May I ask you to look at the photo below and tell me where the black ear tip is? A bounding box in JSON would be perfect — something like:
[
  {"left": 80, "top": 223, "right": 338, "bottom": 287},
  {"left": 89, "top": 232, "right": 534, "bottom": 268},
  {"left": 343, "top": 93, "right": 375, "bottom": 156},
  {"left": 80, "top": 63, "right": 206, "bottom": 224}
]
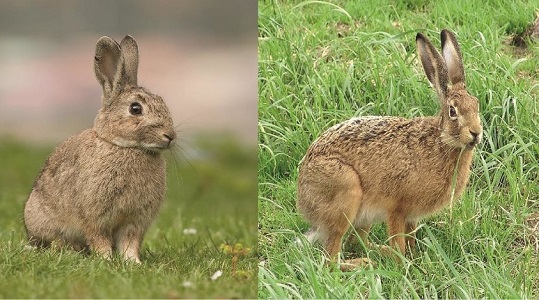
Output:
[
  {"left": 441, "top": 29, "right": 456, "bottom": 39},
  {"left": 440, "top": 29, "right": 458, "bottom": 46},
  {"left": 416, "top": 33, "right": 425, "bottom": 42}
]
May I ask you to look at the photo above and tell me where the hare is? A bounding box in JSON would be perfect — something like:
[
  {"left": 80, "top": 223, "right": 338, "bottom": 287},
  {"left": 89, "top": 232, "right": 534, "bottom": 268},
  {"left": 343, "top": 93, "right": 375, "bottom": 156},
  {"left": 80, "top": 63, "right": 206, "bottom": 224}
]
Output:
[
  {"left": 23, "top": 35, "right": 176, "bottom": 263},
  {"left": 297, "top": 30, "right": 482, "bottom": 266}
]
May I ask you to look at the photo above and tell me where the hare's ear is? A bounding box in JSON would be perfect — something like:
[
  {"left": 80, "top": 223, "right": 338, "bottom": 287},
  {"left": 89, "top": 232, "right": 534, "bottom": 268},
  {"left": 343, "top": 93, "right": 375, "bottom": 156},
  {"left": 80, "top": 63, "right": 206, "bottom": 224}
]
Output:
[
  {"left": 441, "top": 29, "right": 465, "bottom": 88},
  {"left": 94, "top": 36, "right": 124, "bottom": 103},
  {"left": 120, "top": 35, "right": 139, "bottom": 86},
  {"left": 416, "top": 32, "right": 449, "bottom": 102}
]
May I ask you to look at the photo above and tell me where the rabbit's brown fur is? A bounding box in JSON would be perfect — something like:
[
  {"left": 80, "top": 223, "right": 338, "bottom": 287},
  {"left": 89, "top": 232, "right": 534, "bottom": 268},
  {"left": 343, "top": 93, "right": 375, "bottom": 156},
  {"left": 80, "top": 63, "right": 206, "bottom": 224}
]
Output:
[
  {"left": 24, "top": 35, "right": 176, "bottom": 263},
  {"left": 297, "top": 30, "right": 482, "bottom": 263}
]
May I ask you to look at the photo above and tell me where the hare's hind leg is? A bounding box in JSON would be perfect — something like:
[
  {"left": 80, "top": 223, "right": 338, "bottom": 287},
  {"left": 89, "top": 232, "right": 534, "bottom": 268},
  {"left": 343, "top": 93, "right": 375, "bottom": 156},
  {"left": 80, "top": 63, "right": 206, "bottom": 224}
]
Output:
[
  {"left": 314, "top": 188, "right": 362, "bottom": 258},
  {"left": 298, "top": 158, "right": 363, "bottom": 261},
  {"left": 321, "top": 185, "right": 363, "bottom": 260},
  {"left": 346, "top": 224, "right": 371, "bottom": 252}
]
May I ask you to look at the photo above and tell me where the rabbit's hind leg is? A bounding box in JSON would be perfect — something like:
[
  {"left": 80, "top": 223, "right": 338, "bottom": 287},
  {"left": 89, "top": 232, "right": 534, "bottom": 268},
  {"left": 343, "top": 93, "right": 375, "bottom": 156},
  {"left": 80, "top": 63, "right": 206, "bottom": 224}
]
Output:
[{"left": 24, "top": 192, "right": 62, "bottom": 249}]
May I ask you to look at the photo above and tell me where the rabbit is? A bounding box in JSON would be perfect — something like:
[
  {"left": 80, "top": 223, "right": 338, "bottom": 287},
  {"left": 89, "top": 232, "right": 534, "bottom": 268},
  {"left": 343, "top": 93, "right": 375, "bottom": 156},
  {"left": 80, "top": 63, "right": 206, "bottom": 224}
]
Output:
[
  {"left": 23, "top": 35, "right": 176, "bottom": 263},
  {"left": 297, "top": 29, "right": 482, "bottom": 267}
]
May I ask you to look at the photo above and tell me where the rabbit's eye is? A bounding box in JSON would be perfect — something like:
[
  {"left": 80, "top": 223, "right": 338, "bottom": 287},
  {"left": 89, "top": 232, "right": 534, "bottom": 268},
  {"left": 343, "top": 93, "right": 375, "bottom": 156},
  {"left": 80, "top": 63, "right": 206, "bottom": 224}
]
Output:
[
  {"left": 129, "top": 102, "right": 143, "bottom": 115},
  {"left": 449, "top": 106, "right": 457, "bottom": 119}
]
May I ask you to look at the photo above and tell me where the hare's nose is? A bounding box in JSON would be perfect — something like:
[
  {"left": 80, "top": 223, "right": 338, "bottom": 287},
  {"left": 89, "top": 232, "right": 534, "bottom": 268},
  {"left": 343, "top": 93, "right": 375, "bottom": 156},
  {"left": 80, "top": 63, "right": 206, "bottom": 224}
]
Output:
[{"left": 470, "top": 131, "right": 480, "bottom": 144}]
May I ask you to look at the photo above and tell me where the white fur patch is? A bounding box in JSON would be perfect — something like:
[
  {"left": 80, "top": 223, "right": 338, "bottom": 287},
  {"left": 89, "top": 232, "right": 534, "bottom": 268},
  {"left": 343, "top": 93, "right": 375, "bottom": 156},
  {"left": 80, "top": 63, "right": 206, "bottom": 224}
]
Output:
[
  {"left": 354, "top": 205, "right": 387, "bottom": 227},
  {"left": 112, "top": 137, "right": 139, "bottom": 148},
  {"left": 294, "top": 227, "right": 321, "bottom": 247},
  {"left": 443, "top": 44, "right": 457, "bottom": 69}
]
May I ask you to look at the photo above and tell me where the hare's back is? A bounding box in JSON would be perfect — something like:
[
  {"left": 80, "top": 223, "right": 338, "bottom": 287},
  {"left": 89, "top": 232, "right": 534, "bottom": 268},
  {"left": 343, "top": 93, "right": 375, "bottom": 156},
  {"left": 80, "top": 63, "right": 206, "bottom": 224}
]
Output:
[
  {"left": 306, "top": 116, "right": 422, "bottom": 157},
  {"left": 301, "top": 115, "right": 444, "bottom": 192}
]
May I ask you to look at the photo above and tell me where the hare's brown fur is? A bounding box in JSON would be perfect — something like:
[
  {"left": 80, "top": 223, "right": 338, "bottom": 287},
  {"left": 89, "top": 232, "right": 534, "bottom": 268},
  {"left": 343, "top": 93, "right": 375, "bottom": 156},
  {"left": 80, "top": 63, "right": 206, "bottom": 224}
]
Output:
[
  {"left": 24, "top": 35, "right": 176, "bottom": 263},
  {"left": 297, "top": 30, "right": 482, "bottom": 261}
]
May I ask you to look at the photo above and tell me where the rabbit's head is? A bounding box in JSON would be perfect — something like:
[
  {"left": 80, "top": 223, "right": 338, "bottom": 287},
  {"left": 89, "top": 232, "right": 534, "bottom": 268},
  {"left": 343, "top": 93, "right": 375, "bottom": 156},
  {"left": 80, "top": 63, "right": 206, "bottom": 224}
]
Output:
[
  {"left": 416, "top": 29, "right": 482, "bottom": 150},
  {"left": 93, "top": 35, "right": 176, "bottom": 152}
]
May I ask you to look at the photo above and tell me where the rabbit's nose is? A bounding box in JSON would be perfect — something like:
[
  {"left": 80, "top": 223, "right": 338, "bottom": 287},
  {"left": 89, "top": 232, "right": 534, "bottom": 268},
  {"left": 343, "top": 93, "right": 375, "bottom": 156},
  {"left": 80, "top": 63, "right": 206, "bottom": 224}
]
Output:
[
  {"left": 163, "top": 131, "right": 176, "bottom": 147},
  {"left": 163, "top": 133, "right": 174, "bottom": 142}
]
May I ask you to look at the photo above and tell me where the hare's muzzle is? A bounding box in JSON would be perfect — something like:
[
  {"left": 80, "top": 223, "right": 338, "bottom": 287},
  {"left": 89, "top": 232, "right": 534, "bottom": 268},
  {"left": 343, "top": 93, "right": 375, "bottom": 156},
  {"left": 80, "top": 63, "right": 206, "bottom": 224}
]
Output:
[{"left": 467, "top": 130, "right": 482, "bottom": 148}]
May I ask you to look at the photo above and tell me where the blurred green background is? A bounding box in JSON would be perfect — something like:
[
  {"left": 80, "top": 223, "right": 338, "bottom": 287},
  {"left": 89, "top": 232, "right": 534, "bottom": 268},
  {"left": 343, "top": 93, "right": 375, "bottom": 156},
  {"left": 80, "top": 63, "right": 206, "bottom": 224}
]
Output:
[{"left": 0, "top": 1, "right": 257, "bottom": 298}]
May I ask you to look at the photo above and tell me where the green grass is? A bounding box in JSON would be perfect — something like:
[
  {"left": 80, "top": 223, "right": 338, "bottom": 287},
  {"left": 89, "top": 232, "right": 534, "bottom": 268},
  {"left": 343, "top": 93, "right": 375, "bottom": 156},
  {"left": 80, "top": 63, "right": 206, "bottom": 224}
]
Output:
[
  {"left": 258, "top": 0, "right": 539, "bottom": 298},
  {"left": 0, "top": 135, "right": 257, "bottom": 298}
]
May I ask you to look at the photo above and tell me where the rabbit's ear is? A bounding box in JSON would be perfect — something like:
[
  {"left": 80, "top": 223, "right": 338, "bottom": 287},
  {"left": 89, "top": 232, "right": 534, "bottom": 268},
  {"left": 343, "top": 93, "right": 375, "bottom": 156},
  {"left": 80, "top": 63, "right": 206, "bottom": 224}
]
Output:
[
  {"left": 94, "top": 36, "right": 124, "bottom": 102},
  {"left": 441, "top": 29, "right": 465, "bottom": 88},
  {"left": 120, "top": 35, "right": 139, "bottom": 86},
  {"left": 416, "top": 32, "right": 449, "bottom": 101}
]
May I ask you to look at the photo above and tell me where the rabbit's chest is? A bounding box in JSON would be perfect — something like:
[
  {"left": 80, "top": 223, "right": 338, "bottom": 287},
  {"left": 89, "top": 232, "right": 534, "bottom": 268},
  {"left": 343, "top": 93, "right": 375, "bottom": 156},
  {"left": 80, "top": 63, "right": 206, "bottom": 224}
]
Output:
[{"left": 83, "top": 150, "right": 166, "bottom": 219}]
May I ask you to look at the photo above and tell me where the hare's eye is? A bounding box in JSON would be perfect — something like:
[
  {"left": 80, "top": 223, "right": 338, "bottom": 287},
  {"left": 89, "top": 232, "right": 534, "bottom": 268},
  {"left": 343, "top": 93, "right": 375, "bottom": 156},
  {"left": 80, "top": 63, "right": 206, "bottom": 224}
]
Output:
[
  {"left": 449, "top": 106, "right": 457, "bottom": 119},
  {"left": 129, "top": 102, "right": 142, "bottom": 115}
]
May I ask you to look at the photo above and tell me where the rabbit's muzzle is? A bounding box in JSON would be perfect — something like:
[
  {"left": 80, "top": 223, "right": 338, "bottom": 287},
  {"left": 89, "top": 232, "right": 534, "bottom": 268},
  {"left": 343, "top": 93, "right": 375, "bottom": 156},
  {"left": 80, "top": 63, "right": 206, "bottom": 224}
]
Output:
[{"left": 161, "top": 131, "right": 177, "bottom": 149}]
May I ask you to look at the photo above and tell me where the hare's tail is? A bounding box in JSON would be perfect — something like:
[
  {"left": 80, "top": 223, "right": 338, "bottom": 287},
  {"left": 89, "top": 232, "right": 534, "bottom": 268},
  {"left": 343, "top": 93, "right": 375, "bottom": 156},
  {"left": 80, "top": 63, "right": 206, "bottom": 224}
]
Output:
[{"left": 294, "top": 226, "right": 322, "bottom": 247}]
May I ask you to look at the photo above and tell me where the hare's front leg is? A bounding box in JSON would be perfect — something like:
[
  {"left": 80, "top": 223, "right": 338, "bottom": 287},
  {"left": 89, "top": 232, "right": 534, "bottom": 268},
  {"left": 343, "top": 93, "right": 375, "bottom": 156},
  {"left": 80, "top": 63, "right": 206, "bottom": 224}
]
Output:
[
  {"left": 385, "top": 217, "right": 417, "bottom": 257},
  {"left": 387, "top": 213, "right": 406, "bottom": 255},
  {"left": 114, "top": 224, "right": 145, "bottom": 263},
  {"left": 405, "top": 221, "right": 417, "bottom": 252}
]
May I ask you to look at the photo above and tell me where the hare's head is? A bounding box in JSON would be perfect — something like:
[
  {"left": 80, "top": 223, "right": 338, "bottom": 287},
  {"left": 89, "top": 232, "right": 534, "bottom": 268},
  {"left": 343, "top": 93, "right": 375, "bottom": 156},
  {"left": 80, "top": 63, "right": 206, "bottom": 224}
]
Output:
[
  {"left": 416, "top": 29, "right": 482, "bottom": 150},
  {"left": 93, "top": 35, "right": 176, "bottom": 152}
]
